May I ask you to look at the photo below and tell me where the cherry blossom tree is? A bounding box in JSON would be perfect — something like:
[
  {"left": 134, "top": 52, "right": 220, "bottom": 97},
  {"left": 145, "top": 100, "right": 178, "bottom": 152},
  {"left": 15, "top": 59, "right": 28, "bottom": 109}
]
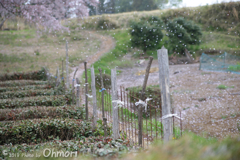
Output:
[{"left": 0, "top": 0, "right": 97, "bottom": 31}]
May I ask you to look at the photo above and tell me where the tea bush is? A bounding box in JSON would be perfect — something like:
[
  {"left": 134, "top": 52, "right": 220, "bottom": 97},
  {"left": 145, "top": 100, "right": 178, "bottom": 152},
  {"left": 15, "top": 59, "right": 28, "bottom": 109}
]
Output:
[
  {"left": 0, "top": 89, "right": 62, "bottom": 99},
  {"left": 0, "top": 80, "right": 48, "bottom": 87},
  {"left": 0, "top": 68, "right": 48, "bottom": 81},
  {"left": 0, "top": 106, "right": 85, "bottom": 121},
  {"left": 0, "top": 136, "right": 131, "bottom": 159},
  {"left": 0, "top": 118, "right": 94, "bottom": 145},
  {"left": 0, "top": 85, "right": 53, "bottom": 93},
  {"left": 0, "top": 95, "right": 70, "bottom": 109}
]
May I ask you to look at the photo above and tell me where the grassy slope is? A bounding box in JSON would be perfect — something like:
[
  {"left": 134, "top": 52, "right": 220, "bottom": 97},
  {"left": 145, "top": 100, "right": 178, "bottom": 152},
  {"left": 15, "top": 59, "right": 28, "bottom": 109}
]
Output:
[
  {"left": 0, "top": 29, "right": 101, "bottom": 74},
  {"left": 80, "top": 1, "right": 240, "bottom": 57}
]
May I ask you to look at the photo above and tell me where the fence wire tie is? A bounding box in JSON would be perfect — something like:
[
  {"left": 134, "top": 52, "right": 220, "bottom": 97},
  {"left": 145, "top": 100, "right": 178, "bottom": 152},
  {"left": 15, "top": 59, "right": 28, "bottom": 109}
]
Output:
[
  {"left": 72, "top": 79, "right": 75, "bottom": 81},
  {"left": 99, "top": 88, "right": 106, "bottom": 92},
  {"left": 161, "top": 114, "right": 183, "bottom": 120},
  {"left": 83, "top": 83, "right": 88, "bottom": 86},
  {"left": 112, "top": 100, "right": 124, "bottom": 108},
  {"left": 135, "top": 98, "right": 152, "bottom": 111},
  {"left": 74, "top": 84, "right": 81, "bottom": 87},
  {"left": 86, "top": 94, "right": 93, "bottom": 98}
]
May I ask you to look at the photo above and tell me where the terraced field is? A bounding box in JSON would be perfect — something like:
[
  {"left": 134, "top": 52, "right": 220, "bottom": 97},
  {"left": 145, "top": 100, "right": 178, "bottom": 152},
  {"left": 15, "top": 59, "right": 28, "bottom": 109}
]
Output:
[{"left": 0, "top": 69, "right": 130, "bottom": 159}]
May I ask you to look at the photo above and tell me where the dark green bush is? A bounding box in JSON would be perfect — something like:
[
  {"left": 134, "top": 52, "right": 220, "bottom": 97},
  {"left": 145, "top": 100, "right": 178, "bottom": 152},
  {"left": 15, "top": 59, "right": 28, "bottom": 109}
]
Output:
[
  {"left": 0, "top": 85, "right": 53, "bottom": 93},
  {"left": 166, "top": 17, "right": 202, "bottom": 54},
  {"left": 0, "top": 67, "right": 48, "bottom": 81},
  {"left": 0, "top": 89, "right": 62, "bottom": 99},
  {"left": 0, "top": 136, "right": 130, "bottom": 159},
  {"left": 0, "top": 95, "right": 70, "bottom": 109},
  {"left": 0, "top": 106, "right": 85, "bottom": 121},
  {"left": 0, "top": 118, "right": 94, "bottom": 145},
  {"left": 130, "top": 16, "right": 164, "bottom": 55},
  {"left": 0, "top": 80, "right": 48, "bottom": 87},
  {"left": 96, "top": 18, "right": 119, "bottom": 30},
  {"left": 95, "top": 73, "right": 111, "bottom": 89}
]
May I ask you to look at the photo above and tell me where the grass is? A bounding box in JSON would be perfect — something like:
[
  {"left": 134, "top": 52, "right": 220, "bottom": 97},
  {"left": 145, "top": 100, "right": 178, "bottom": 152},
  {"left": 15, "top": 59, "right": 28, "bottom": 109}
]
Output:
[
  {"left": 0, "top": 29, "right": 101, "bottom": 74},
  {"left": 216, "top": 84, "right": 234, "bottom": 90},
  {"left": 228, "top": 63, "right": 240, "bottom": 71},
  {"left": 91, "top": 29, "right": 131, "bottom": 75},
  {"left": 129, "top": 132, "right": 240, "bottom": 160}
]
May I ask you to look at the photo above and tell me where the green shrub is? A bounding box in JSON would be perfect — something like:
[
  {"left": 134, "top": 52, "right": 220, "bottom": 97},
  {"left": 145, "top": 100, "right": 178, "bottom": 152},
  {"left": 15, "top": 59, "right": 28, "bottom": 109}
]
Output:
[
  {"left": 0, "top": 80, "right": 48, "bottom": 87},
  {"left": 0, "top": 67, "right": 48, "bottom": 81},
  {"left": 0, "top": 95, "right": 70, "bottom": 109},
  {"left": 228, "top": 63, "right": 240, "bottom": 71},
  {"left": 0, "top": 136, "right": 130, "bottom": 159},
  {"left": 217, "top": 84, "right": 227, "bottom": 90},
  {"left": 95, "top": 73, "right": 111, "bottom": 89},
  {"left": 166, "top": 17, "right": 202, "bottom": 54},
  {"left": 0, "top": 106, "right": 85, "bottom": 121},
  {"left": 0, "top": 85, "right": 52, "bottom": 93},
  {"left": 130, "top": 16, "right": 164, "bottom": 55},
  {"left": 0, "top": 118, "right": 94, "bottom": 145},
  {"left": 0, "top": 89, "right": 63, "bottom": 99},
  {"left": 96, "top": 17, "right": 119, "bottom": 30},
  {"left": 83, "top": 16, "right": 119, "bottom": 30}
]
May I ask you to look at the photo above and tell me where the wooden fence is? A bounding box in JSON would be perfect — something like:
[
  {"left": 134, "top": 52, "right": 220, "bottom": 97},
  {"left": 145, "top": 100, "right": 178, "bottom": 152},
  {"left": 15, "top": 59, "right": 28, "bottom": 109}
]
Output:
[{"left": 64, "top": 47, "right": 183, "bottom": 147}]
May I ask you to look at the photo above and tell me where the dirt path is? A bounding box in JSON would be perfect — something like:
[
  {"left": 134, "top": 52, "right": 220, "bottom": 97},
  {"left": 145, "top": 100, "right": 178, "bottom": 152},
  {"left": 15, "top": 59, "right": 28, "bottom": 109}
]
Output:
[
  {"left": 69, "top": 31, "right": 115, "bottom": 81},
  {"left": 117, "top": 60, "right": 240, "bottom": 139}
]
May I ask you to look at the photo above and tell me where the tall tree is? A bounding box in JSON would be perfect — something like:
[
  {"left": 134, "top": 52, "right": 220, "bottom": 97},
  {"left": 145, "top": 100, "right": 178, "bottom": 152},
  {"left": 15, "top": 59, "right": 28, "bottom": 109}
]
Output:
[{"left": 0, "top": 0, "right": 97, "bottom": 31}]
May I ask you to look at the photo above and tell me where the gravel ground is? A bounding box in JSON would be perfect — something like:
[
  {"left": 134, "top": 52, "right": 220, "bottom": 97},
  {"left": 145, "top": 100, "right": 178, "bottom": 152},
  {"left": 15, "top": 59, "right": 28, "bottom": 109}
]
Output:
[{"left": 117, "top": 60, "right": 240, "bottom": 139}]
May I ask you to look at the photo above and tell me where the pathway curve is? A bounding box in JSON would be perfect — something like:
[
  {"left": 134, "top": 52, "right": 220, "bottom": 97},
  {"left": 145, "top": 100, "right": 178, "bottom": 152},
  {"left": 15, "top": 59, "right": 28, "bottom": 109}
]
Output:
[{"left": 69, "top": 31, "right": 115, "bottom": 81}]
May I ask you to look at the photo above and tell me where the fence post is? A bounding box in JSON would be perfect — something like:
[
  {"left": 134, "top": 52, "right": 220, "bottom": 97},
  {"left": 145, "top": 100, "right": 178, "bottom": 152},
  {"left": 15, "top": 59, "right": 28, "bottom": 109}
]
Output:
[
  {"left": 72, "top": 68, "right": 78, "bottom": 104},
  {"left": 55, "top": 67, "right": 59, "bottom": 87},
  {"left": 62, "top": 59, "right": 65, "bottom": 90},
  {"left": 99, "top": 68, "right": 107, "bottom": 137},
  {"left": 76, "top": 78, "right": 80, "bottom": 108},
  {"left": 91, "top": 66, "right": 97, "bottom": 129},
  {"left": 111, "top": 68, "right": 119, "bottom": 139},
  {"left": 84, "top": 62, "right": 88, "bottom": 120},
  {"left": 65, "top": 40, "right": 69, "bottom": 89},
  {"left": 138, "top": 56, "right": 153, "bottom": 146},
  {"left": 157, "top": 46, "right": 173, "bottom": 143}
]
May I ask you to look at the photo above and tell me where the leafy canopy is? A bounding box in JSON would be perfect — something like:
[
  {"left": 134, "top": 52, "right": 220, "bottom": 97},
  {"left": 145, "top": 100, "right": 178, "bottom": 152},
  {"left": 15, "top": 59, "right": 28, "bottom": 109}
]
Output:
[
  {"left": 130, "top": 16, "right": 164, "bottom": 54},
  {"left": 166, "top": 17, "right": 202, "bottom": 54}
]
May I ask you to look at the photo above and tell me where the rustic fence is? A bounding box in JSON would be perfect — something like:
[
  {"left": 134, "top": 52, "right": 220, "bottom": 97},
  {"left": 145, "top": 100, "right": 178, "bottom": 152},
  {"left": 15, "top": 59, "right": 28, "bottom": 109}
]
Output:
[{"left": 61, "top": 47, "right": 183, "bottom": 147}]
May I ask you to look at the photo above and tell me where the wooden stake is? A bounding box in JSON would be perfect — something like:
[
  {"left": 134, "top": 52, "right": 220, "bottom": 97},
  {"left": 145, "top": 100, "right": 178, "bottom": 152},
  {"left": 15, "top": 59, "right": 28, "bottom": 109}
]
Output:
[
  {"left": 138, "top": 56, "right": 153, "bottom": 146},
  {"left": 91, "top": 66, "right": 97, "bottom": 129},
  {"left": 72, "top": 68, "right": 78, "bottom": 104},
  {"left": 76, "top": 78, "right": 80, "bottom": 108},
  {"left": 157, "top": 46, "right": 173, "bottom": 143},
  {"left": 84, "top": 62, "right": 88, "bottom": 120},
  {"left": 99, "top": 68, "right": 107, "bottom": 137},
  {"left": 66, "top": 40, "right": 69, "bottom": 89},
  {"left": 111, "top": 68, "right": 119, "bottom": 139}
]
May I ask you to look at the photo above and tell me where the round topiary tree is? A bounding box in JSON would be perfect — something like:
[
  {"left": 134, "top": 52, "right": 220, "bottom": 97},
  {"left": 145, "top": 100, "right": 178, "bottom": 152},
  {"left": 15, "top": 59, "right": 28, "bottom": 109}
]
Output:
[
  {"left": 166, "top": 17, "right": 202, "bottom": 54},
  {"left": 130, "top": 16, "right": 164, "bottom": 56}
]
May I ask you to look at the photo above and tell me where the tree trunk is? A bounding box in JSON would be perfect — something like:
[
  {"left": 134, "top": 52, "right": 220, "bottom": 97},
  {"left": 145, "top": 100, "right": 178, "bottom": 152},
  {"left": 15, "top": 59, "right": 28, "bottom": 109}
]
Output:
[{"left": 0, "top": 18, "right": 6, "bottom": 30}]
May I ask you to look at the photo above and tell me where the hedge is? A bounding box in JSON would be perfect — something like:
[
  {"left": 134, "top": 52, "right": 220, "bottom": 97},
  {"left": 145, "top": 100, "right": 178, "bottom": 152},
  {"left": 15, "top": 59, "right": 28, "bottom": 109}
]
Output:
[
  {"left": 0, "top": 85, "right": 52, "bottom": 93},
  {"left": 0, "top": 106, "right": 85, "bottom": 121},
  {"left": 0, "top": 95, "right": 70, "bottom": 109},
  {"left": 0, "top": 136, "right": 130, "bottom": 159},
  {"left": 0, "top": 68, "right": 48, "bottom": 81},
  {"left": 0, "top": 80, "right": 48, "bottom": 87},
  {"left": 0, "top": 118, "right": 94, "bottom": 145},
  {"left": 0, "top": 89, "right": 63, "bottom": 99}
]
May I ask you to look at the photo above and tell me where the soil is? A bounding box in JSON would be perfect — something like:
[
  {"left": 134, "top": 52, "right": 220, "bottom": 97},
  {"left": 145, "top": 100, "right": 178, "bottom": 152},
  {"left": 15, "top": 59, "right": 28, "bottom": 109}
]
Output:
[
  {"left": 117, "top": 60, "right": 240, "bottom": 139},
  {"left": 70, "top": 31, "right": 240, "bottom": 139}
]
